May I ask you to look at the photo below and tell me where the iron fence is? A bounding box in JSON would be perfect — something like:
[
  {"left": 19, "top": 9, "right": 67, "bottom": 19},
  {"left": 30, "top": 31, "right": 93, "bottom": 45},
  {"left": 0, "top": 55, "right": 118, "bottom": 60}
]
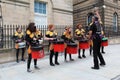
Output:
[{"left": 0, "top": 25, "right": 120, "bottom": 49}]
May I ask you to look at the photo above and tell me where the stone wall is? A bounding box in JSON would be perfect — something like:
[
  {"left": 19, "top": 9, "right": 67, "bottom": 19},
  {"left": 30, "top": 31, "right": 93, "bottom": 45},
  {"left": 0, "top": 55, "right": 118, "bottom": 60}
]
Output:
[{"left": 1, "top": 0, "right": 73, "bottom": 25}]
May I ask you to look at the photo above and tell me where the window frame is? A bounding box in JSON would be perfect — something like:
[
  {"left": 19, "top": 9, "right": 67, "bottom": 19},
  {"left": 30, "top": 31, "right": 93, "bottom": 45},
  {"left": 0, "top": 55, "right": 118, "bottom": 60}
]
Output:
[
  {"left": 113, "top": 12, "right": 118, "bottom": 32},
  {"left": 34, "top": 1, "right": 47, "bottom": 15}
]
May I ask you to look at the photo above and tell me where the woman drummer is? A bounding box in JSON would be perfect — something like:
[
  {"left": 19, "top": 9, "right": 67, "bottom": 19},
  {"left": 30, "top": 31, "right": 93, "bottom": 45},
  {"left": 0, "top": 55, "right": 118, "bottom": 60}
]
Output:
[
  {"left": 45, "top": 24, "right": 60, "bottom": 66},
  {"left": 14, "top": 27, "right": 25, "bottom": 63},
  {"left": 25, "top": 22, "right": 42, "bottom": 72},
  {"left": 75, "top": 23, "right": 86, "bottom": 58},
  {"left": 61, "top": 27, "right": 74, "bottom": 62}
]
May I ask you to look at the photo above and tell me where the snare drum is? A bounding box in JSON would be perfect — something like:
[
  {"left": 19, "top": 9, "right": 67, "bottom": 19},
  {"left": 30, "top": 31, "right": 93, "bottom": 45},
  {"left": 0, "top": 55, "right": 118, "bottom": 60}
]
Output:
[
  {"left": 79, "top": 39, "right": 89, "bottom": 49},
  {"left": 18, "top": 42, "right": 26, "bottom": 48},
  {"left": 31, "top": 45, "right": 43, "bottom": 51},
  {"left": 53, "top": 40, "right": 65, "bottom": 52},
  {"left": 66, "top": 43, "right": 77, "bottom": 54},
  {"left": 101, "top": 38, "right": 108, "bottom": 47},
  {"left": 31, "top": 46, "right": 44, "bottom": 59}
]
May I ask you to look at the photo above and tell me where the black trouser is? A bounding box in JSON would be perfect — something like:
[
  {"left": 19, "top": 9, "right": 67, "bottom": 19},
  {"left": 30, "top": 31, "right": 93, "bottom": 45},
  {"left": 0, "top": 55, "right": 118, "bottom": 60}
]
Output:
[
  {"left": 78, "top": 49, "right": 85, "bottom": 57},
  {"left": 64, "top": 48, "right": 72, "bottom": 60},
  {"left": 27, "top": 54, "right": 37, "bottom": 70},
  {"left": 16, "top": 48, "right": 25, "bottom": 61},
  {"left": 50, "top": 49, "right": 59, "bottom": 64},
  {"left": 93, "top": 37, "right": 105, "bottom": 68}
]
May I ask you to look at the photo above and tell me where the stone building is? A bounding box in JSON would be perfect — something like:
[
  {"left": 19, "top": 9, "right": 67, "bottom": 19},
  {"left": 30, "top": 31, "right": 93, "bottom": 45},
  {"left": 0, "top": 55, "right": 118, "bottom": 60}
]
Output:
[
  {"left": 0, "top": 0, "right": 73, "bottom": 25},
  {"left": 73, "top": 0, "right": 120, "bottom": 32}
]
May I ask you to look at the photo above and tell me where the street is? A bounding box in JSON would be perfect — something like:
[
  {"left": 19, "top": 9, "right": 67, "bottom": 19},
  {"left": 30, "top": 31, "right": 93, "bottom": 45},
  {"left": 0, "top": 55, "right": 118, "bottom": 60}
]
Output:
[{"left": 0, "top": 44, "right": 120, "bottom": 80}]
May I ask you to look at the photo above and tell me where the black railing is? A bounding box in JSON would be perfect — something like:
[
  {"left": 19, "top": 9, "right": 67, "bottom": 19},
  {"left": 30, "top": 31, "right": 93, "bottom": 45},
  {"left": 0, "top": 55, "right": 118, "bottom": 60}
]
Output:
[{"left": 0, "top": 25, "right": 120, "bottom": 49}]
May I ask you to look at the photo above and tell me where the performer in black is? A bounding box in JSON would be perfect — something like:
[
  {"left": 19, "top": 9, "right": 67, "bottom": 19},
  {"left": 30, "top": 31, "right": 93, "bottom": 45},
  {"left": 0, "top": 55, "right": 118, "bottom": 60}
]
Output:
[{"left": 87, "top": 16, "right": 106, "bottom": 70}]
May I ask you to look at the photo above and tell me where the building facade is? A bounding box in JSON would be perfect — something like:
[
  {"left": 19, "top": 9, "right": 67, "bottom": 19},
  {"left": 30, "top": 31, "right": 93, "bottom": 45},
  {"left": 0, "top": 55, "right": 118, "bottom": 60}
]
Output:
[
  {"left": 0, "top": 0, "right": 73, "bottom": 25},
  {"left": 73, "top": 0, "right": 120, "bottom": 32}
]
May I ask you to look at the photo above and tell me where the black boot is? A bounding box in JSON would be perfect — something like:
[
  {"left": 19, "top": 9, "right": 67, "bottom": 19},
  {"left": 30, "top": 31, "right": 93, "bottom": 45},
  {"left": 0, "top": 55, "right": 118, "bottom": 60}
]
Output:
[
  {"left": 90, "top": 46, "right": 93, "bottom": 55},
  {"left": 101, "top": 46, "right": 105, "bottom": 54},
  {"left": 69, "top": 54, "right": 74, "bottom": 61},
  {"left": 78, "top": 49, "right": 82, "bottom": 59},
  {"left": 55, "top": 52, "right": 60, "bottom": 65},
  {"left": 21, "top": 48, "right": 25, "bottom": 61},
  {"left": 64, "top": 49, "right": 68, "bottom": 62},
  {"left": 82, "top": 49, "right": 86, "bottom": 58},
  {"left": 16, "top": 49, "right": 19, "bottom": 63},
  {"left": 50, "top": 50, "right": 55, "bottom": 66}
]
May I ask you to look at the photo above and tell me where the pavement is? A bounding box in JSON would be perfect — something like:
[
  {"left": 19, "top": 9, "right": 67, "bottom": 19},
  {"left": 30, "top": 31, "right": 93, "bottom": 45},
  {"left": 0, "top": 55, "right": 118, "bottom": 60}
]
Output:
[{"left": 0, "top": 44, "right": 120, "bottom": 80}]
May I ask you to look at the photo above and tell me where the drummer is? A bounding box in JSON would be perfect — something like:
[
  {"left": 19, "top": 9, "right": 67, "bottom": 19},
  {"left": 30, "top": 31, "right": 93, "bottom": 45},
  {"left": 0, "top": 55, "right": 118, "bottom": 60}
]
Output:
[
  {"left": 75, "top": 23, "right": 86, "bottom": 58},
  {"left": 45, "top": 24, "right": 60, "bottom": 66},
  {"left": 14, "top": 27, "right": 25, "bottom": 63},
  {"left": 61, "top": 27, "right": 74, "bottom": 62},
  {"left": 25, "top": 22, "right": 42, "bottom": 72}
]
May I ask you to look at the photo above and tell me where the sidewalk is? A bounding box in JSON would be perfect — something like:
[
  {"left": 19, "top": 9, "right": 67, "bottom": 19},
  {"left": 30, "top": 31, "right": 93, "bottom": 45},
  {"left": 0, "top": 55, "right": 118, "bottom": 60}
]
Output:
[{"left": 0, "top": 44, "right": 120, "bottom": 80}]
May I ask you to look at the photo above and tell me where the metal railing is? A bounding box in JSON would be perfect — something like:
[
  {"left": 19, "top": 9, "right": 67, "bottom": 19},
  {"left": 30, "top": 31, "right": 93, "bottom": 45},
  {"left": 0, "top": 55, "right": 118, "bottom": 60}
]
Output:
[{"left": 0, "top": 25, "right": 120, "bottom": 49}]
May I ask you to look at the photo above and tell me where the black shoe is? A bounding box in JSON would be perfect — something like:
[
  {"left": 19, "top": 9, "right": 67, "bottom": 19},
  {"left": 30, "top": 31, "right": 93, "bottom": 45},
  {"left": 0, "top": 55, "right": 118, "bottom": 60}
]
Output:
[
  {"left": 27, "top": 69, "right": 32, "bottom": 72},
  {"left": 50, "top": 63, "right": 55, "bottom": 66},
  {"left": 82, "top": 55, "right": 86, "bottom": 58},
  {"left": 70, "top": 59, "right": 74, "bottom": 61},
  {"left": 78, "top": 56, "right": 82, "bottom": 59},
  {"left": 102, "top": 52, "right": 105, "bottom": 54},
  {"left": 91, "top": 67, "right": 99, "bottom": 70},
  {"left": 21, "top": 59, "right": 25, "bottom": 62},
  {"left": 55, "top": 62, "right": 60, "bottom": 65},
  {"left": 35, "top": 66, "right": 40, "bottom": 70},
  {"left": 100, "top": 63, "right": 106, "bottom": 66},
  {"left": 16, "top": 60, "right": 19, "bottom": 63}
]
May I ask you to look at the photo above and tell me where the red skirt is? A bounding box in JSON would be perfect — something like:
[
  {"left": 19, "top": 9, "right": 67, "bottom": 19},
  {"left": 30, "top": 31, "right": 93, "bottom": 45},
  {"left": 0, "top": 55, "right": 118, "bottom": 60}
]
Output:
[
  {"left": 53, "top": 41, "right": 65, "bottom": 52},
  {"left": 66, "top": 43, "right": 77, "bottom": 54},
  {"left": 31, "top": 49, "right": 44, "bottom": 59}
]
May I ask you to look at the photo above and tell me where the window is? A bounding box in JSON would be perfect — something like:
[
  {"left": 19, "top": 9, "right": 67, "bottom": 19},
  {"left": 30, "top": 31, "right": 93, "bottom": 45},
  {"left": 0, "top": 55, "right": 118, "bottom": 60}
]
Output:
[
  {"left": 113, "top": 13, "right": 118, "bottom": 32},
  {"left": 34, "top": 1, "right": 46, "bottom": 14},
  {"left": 87, "top": 13, "right": 94, "bottom": 25},
  {"left": 34, "top": 1, "right": 47, "bottom": 26}
]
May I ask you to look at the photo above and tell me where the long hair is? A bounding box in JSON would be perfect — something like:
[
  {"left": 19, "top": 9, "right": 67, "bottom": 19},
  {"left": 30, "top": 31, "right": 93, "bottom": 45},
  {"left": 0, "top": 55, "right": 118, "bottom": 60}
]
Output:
[{"left": 27, "top": 22, "right": 36, "bottom": 33}]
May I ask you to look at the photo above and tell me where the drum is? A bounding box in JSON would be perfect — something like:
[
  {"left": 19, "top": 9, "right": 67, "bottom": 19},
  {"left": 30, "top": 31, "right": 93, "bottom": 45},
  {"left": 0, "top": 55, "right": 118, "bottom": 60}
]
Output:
[
  {"left": 39, "top": 39, "right": 43, "bottom": 44},
  {"left": 66, "top": 43, "right": 77, "bottom": 54},
  {"left": 31, "top": 46, "right": 44, "bottom": 59},
  {"left": 31, "top": 45, "right": 43, "bottom": 51},
  {"left": 101, "top": 38, "right": 108, "bottom": 47},
  {"left": 79, "top": 39, "right": 89, "bottom": 49},
  {"left": 53, "top": 40, "right": 65, "bottom": 52},
  {"left": 18, "top": 42, "right": 26, "bottom": 48}
]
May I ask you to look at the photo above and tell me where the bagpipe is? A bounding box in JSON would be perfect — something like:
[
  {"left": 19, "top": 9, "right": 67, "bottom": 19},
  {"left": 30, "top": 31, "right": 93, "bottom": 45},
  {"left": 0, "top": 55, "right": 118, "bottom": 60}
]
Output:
[{"left": 30, "top": 39, "right": 44, "bottom": 59}]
